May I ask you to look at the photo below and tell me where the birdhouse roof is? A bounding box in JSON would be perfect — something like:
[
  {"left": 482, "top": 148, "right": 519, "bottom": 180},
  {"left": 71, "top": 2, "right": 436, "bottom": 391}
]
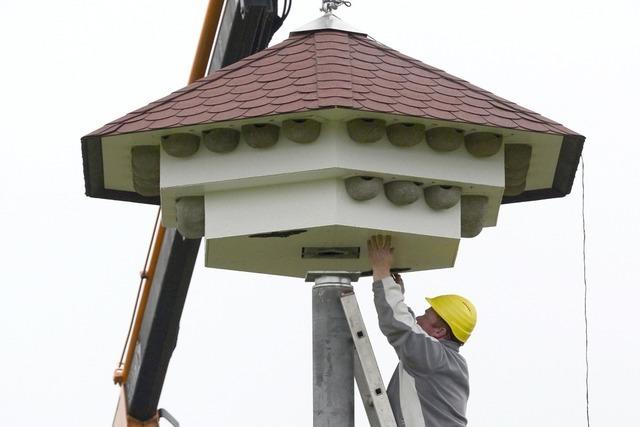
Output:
[{"left": 87, "top": 30, "right": 579, "bottom": 138}]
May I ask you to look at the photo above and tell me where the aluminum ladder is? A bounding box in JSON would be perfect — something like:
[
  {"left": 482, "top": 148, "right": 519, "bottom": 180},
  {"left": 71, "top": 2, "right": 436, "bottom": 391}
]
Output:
[{"left": 340, "top": 291, "right": 398, "bottom": 427}]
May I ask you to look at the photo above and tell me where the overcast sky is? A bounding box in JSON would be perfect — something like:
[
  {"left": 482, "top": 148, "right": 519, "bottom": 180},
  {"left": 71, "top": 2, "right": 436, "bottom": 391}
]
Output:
[{"left": 1, "top": 0, "right": 639, "bottom": 426}]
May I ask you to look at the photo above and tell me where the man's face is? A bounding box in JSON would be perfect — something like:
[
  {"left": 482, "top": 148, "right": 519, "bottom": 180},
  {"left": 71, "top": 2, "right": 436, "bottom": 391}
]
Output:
[{"left": 416, "top": 307, "right": 447, "bottom": 339}]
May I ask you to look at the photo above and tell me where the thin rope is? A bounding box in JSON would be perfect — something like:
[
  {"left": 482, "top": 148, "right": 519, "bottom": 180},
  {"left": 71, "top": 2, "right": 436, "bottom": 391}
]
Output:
[
  {"left": 581, "top": 156, "right": 591, "bottom": 427},
  {"left": 118, "top": 208, "right": 162, "bottom": 366}
]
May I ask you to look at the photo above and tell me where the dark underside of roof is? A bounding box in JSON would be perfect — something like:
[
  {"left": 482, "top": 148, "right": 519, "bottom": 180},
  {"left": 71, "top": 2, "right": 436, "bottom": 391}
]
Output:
[
  {"left": 502, "top": 134, "right": 585, "bottom": 204},
  {"left": 82, "top": 135, "right": 160, "bottom": 205}
]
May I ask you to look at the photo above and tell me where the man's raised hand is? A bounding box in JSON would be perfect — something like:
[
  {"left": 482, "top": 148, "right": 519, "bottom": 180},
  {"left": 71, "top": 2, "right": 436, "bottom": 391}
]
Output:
[{"left": 367, "top": 235, "right": 394, "bottom": 281}]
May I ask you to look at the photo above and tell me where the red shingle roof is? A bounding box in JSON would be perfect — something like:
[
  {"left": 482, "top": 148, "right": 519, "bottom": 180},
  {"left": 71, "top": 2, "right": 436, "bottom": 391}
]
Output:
[{"left": 88, "top": 30, "right": 577, "bottom": 137}]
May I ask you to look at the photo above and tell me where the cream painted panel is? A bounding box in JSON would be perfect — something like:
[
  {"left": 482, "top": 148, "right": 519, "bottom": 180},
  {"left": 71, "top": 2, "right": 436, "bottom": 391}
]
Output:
[
  {"left": 524, "top": 134, "right": 563, "bottom": 190},
  {"left": 204, "top": 225, "right": 460, "bottom": 278},
  {"left": 204, "top": 179, "right": 460, "bottom": 240},
  {"left": 204, "top": 179, "right": 340, "bottom": 239},
  {"left": 102, "top": 135, "right": 138, "bottom": 192},
  {"left": 160, "top": 168, "right": 341, "bottom": 228}
]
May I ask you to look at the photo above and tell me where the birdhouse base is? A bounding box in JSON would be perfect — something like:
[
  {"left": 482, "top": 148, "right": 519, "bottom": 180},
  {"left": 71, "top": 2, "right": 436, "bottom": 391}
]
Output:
[
  {"left": 204, "top": 225, "right": 459, "bottom": 278},
  {"left": 203, "top": 177, "right": 461, "bottom": 277}
]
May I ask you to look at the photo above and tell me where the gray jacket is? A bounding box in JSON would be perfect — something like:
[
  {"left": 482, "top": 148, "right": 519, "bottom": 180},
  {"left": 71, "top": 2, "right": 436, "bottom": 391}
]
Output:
[{"left": 373, "top": 277, "right": 469, "bottom": 427}]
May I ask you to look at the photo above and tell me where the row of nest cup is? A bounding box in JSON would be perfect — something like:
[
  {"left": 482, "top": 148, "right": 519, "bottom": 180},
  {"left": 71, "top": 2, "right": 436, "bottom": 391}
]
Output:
[
  {"left": 158, "top": 118, "right": 504, "bottom": 158},
  {"left": 346, "top": 177, "right": 460, "bottom": 208},
  {"left": 161, "top": 120, "right": 322, "bottom": 156},
  {"left": 345, "top": 177, "right": 488, "bottom": 238}
]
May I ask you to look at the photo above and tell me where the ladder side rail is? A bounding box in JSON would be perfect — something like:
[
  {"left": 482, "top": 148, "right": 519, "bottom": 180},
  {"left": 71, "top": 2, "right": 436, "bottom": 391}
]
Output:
[
  {"left": 340, "top": 292, "right": 398, "bottom": 427},
  {"left": 354, "top": 347, "right": 382, "bottom": 427}
]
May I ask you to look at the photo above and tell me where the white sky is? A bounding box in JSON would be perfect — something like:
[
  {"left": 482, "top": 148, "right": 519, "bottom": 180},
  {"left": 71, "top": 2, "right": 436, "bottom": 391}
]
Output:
[{"left": 1, "top": 0, "right": 638, "bottom": 425}]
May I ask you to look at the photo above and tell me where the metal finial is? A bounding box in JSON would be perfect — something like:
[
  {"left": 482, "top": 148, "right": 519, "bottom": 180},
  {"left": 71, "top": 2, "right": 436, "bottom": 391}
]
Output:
[{"left": 321, "top": 0, "right": 352, "bottom": 14}]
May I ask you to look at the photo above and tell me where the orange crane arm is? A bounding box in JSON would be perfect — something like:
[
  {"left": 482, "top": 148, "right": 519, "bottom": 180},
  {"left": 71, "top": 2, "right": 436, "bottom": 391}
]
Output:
[{"left": 113, "top": 0, "right": 226, "bottom": 388}]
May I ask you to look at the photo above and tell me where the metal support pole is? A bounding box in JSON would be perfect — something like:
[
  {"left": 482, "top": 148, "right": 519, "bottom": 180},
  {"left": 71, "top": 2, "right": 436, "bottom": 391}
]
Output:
[{"left": 307, "top": 272, "right": 360, "bottom": 427}]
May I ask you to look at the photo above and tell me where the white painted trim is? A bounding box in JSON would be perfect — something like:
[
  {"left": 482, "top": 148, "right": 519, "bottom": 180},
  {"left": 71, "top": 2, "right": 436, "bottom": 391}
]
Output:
[{"left": 399, "top": 362, "right": 427, "bottom": 427}]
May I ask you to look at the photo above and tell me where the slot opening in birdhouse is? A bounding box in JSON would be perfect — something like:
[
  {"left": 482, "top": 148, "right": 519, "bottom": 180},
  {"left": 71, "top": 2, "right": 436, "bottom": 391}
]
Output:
[{"left": 301, "top": 247, "right": 361, "bottom": 259}]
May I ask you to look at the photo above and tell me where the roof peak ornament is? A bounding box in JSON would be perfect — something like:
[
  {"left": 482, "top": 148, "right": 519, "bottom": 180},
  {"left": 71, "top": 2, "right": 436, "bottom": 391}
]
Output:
[
  {"left": 321, "top": 0, "right": 352, "bottom": 14},
  {"left": 291, "top": 9, "right": 366, "bottom": 36}
]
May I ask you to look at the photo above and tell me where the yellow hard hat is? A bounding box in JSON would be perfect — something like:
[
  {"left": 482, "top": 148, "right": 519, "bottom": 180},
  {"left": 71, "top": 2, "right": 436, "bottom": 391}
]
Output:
[{"left": 425, "top": 295, "right": 477, "bottom": 343}]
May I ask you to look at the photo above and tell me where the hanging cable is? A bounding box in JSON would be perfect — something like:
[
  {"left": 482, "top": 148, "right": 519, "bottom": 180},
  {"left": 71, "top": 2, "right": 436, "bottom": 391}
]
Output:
[
  {"left": 271, "top": 0, "right": 292, "bottom": 34},
  {"left": 282, "top": 0, "right": 292, "bottom": 21},
  {"left": 581, "top": 155, "right": 591, "bottom": 427}
]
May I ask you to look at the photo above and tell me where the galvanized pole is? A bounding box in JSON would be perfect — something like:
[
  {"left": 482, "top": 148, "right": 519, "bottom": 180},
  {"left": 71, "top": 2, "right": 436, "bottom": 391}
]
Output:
[{"left": 308, "top": 272, "right": 360, "bottom": 427}]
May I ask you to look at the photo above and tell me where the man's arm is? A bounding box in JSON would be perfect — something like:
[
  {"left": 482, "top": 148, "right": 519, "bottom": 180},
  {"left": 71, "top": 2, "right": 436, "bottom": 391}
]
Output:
[{"left": 368, "top": 236, "right": 445, "bottom": 374}]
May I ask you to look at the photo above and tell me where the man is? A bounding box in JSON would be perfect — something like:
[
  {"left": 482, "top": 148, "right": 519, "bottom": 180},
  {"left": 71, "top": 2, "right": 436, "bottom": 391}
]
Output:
[{"left": 368, "top": 235, "right": 477, "bottom": 427}]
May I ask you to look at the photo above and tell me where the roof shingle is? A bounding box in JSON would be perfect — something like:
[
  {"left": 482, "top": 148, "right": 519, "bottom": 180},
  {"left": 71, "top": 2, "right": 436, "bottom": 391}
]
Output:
[{"left": 87, "top": 29, "right": 579, "bottom": 138}]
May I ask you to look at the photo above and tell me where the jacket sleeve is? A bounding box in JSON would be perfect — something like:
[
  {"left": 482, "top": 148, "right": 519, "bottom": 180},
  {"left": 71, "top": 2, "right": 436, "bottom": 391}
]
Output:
[{"left": 373, "top": 276, "right": 446, "bottom": 375}]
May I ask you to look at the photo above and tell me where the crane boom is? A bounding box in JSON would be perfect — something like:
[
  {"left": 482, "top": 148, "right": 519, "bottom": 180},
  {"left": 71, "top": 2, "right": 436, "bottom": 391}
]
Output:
[{"left": 112, "top": 0, "right": 282, "bottom": 424}]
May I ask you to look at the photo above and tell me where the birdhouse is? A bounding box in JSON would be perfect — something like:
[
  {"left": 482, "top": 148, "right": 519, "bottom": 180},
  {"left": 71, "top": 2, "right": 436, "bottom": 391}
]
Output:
[{"left": 81, "top": 15, "right": 584, "bottom": 278}]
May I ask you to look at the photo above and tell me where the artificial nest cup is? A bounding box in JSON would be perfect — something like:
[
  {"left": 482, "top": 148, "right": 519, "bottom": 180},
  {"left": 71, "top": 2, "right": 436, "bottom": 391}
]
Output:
[
  {"left": 203, "top": 128, "right": 240, "bottom": 153},
  {"left": 344, "top": 176, "right": 384, "bottom": 201},
  {"left": 424, "top": 185, "right": 461, "bottom": 210},
  {"left": 505, "top": 144, "right": 533, "bottom": 169},
  {"left": 242, "top": 123, "right": 280, "bottom": 148},
  {"left": 161, "top": 133, "right": 201, "bottom": 158},
  {"left": 461, "top": 218, "right": 484, "bottom": 239},
  {"left": 505, "top": 164, "right": 528, "bottom": 187},
  {"left": 464, "top": 132, "right": 503, "bottom": 157},
  {"left": 386, "top": 123, "right": 426, "bottom": 147},
  {"left": 503, "top": 180, "right": 527, "bottom": 197},
  {"left": 282, "top": 119, "right": 322, "bottom": 143},
  {"left": 426, "top": 127, "right": 464, "bottom": 152},
  {"left": 176, "top": 196, "right": 205, "bottom": 239},
  {"left": 504, "top": 146, "right": 531, "bottom": 197},
  {"left": 131, "top": 145, "right": 160, "bottom": 197},
  {"left": 347, "top": 118, "right": 386, "bottom": 143},
  {"left": 384, "top": 181, "right": 422, "bottom": 206},
  {"left": 461, "top": 195, "right": 488, "bottom": 238}
]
